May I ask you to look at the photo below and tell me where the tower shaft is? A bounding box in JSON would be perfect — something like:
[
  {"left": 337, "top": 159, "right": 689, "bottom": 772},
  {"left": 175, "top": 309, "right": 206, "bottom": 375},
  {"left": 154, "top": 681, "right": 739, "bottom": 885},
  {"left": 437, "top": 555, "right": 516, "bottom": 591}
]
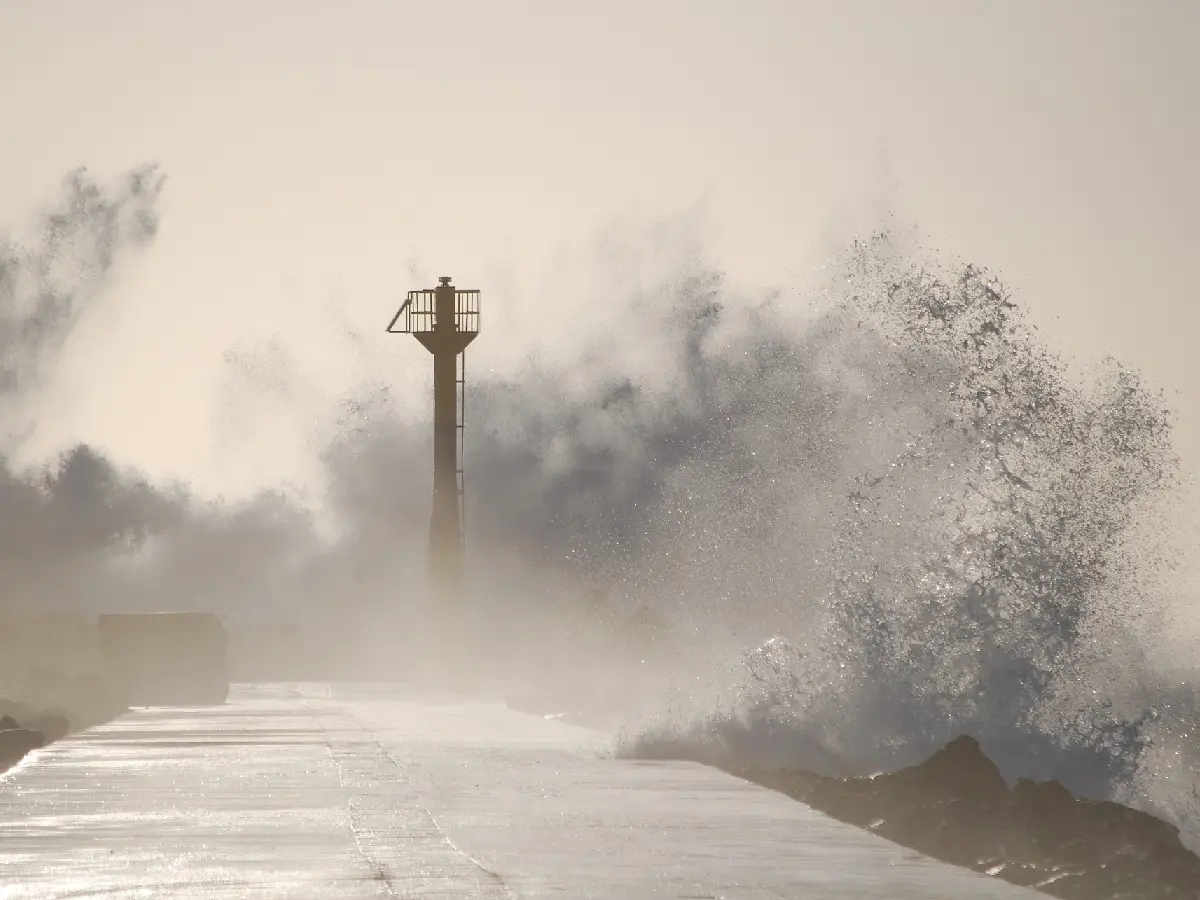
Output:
[
  {"left": 429, "top": 334, "right": 463, "bottom": 606},
  {"left": 413, "top": 279, "right": 476, "bottom": 620}
]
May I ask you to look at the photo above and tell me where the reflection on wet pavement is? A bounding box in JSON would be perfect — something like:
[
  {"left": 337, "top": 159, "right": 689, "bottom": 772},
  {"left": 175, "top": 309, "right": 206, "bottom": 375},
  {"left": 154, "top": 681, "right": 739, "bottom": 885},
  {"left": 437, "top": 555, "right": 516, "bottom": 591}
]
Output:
[{"left": 0, "top": 683, "right": 1035, "bottom": 898}]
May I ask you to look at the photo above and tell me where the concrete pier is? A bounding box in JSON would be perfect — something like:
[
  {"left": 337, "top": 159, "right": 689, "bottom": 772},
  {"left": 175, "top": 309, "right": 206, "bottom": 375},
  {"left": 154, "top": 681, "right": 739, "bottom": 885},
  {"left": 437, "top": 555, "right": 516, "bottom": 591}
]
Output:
[{"left": 0, "top": 683, "right": 1035, "bottom": 898}]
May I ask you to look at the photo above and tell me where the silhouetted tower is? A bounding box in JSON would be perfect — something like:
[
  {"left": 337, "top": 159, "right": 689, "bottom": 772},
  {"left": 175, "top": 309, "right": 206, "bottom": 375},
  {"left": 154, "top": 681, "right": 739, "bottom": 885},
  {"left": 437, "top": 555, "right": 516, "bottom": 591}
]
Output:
[{"left": 387, "top": 277, "right": 480, "bottom": 617}]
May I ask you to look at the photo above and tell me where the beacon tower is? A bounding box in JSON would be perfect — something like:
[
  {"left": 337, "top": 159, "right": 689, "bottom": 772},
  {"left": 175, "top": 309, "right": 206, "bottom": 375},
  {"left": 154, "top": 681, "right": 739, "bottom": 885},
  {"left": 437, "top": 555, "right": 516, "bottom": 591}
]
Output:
[{"left": 387, "top": 277, "right": 480, "bottom": 618}]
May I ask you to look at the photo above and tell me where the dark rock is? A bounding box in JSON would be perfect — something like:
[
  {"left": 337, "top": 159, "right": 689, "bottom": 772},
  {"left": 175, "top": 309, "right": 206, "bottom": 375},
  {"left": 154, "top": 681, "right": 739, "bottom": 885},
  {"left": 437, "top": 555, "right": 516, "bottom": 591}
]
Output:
[
  {"left": 0, "top": 728, "right": 44, "bottom": 765},
  {"left": 1004, "top": 779, "right": 1200, "bottom": 899},
  {"left": 795, "top": 735, "right": 1012, "bottom": 868},
  {"left": 0, "top": 698, "right": 34, "bottom": 723},
  {"left": 699, "top": 734, "right": 1200, "bottom": 900},
  {"left": 3, "top": 678, "right": 122, "bottom": 750},
  {"left": 23, "top": 714, "right": 70, "bottom": 743},
  {"left": 22, "top": 669, "right": 124, "bottom": 730}
]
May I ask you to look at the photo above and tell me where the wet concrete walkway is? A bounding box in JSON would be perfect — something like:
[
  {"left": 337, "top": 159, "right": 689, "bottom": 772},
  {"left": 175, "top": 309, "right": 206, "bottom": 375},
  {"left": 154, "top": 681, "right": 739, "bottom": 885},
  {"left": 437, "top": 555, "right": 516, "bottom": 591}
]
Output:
[{"left": 0, "top": 683, "right": 1035, "bottom": 898}]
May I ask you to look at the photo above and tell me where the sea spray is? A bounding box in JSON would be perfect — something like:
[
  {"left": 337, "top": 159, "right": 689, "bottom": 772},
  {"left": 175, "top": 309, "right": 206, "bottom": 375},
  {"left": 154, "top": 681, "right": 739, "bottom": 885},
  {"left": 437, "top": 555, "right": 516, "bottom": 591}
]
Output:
[
  {"left": 3, "top": 169, "right": 1195, "bottom": 848},
  {"left": 616, "top": 232, "right": 1194, "bottom": 846}
]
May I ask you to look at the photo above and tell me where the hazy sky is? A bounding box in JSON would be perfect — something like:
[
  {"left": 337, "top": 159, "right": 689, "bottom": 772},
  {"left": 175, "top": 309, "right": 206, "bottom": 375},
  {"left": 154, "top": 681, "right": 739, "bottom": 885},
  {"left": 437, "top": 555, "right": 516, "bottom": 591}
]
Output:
[{"left": 1, "top": 1, "right": 1197, "bottom": 508}]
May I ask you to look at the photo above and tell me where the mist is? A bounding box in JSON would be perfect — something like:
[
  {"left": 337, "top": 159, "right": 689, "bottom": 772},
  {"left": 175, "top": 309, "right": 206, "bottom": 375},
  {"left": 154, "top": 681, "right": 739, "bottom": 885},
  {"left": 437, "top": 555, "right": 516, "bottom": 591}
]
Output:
[{"left": 2, "top": 166, "right": 1197, "bottom": 848}]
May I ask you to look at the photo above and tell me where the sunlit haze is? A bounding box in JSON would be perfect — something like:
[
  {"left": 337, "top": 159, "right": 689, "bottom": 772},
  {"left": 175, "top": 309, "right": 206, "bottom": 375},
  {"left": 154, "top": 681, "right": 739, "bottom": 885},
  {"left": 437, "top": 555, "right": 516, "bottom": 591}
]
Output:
[
  {"left": 3, "top": 4, "right": 1200, "bottom": 895},
  {"left": 2, "top": 1, "right": 1196, "bottom": 509}
]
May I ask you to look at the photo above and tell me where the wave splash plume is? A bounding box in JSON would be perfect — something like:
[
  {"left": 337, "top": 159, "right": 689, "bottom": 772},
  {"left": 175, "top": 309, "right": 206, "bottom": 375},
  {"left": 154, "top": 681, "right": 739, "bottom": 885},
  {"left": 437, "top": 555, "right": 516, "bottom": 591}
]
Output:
[
  {"left": 1, "top": 169, "right": 1196, "bottom": 871},
  {"left": 596, "top": 233, "right": 1195, "bottom": 855}
]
